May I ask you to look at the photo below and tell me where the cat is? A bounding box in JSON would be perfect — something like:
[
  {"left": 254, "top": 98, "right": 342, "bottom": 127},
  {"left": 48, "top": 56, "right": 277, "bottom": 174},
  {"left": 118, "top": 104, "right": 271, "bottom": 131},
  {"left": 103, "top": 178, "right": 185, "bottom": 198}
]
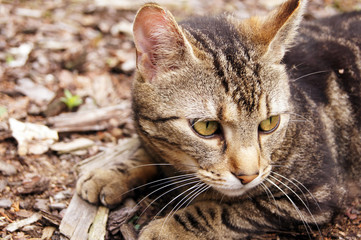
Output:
[{"left": 77, "top": 0, "right": 361, "bottom": 239}]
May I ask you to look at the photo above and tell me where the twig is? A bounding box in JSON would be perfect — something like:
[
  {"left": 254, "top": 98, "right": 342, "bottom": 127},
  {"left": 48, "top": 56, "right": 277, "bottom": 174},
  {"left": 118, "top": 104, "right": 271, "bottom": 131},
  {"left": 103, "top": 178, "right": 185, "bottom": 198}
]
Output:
[{"left": 5, "top": 212, "right": 42, "bottom": 232}]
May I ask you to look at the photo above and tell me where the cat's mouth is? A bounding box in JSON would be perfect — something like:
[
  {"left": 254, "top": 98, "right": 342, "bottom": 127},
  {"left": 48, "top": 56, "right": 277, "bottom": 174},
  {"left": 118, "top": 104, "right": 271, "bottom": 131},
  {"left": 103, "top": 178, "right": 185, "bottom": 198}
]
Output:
[{"left": 200, "top": 166, "right": 271, "bottom": 197}]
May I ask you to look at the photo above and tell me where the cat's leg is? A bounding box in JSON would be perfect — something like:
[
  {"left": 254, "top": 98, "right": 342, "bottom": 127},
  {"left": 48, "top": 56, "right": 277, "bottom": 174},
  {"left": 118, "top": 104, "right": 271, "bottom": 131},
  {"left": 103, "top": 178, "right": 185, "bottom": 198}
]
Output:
[
  {"left": 139, "top": 201, "right": 237, "bottom": 240},
  {"left": 76, "top": 147, "right": 157, "bottom": 206},
  {"left": 139, "top": 198, "right": 328, "bottom": 240}
]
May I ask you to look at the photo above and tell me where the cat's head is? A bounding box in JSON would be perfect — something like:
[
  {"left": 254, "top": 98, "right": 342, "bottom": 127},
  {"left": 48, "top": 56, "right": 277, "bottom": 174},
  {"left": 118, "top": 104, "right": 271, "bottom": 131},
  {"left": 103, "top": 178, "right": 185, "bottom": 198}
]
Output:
[{"left": 132, "top": 0, "right": 306, "bottom": 197}]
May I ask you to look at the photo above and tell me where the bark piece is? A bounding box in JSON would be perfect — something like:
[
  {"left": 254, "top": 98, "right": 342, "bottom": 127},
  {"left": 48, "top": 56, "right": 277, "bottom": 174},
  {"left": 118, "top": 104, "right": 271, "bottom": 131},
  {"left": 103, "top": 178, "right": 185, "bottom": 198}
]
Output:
[
  {"left": 40, "top": 210, "right": 62, "bottom": 226},
  {"left": 75, "top": 137, "right": 140, "bottom": 175},
  {"left": 88, "top": 206, "right": 109, "bottom": 240},
  {"left": 49, "top": 202, "right": 67, "bottom": 211},
  {"left": 108, "top": 198, "right": 138, "bottom": 236},
  {"left": 0, "top": 160, "right": 17, "bottom": 176},
  {"left": 120, "top": 224, "right": 137, "bottom": 240},
  {"left": 34, "top": 199, "right": 50, "bottom": 212},
  {"left": 5, "top": 212, "right": 42, "bottom": 232},
  {"left": 59, "top": 194, "right": 98, "bottom": 239},
  {"left": 17, "top": 174, "right": 50, "bottom": 194},
  {"left": 41, "top": 226, "right": 56, "bottom": 240},
  {"left": 47, "top": 102, "right": 131, "bottom": 133},
  {"left": 50, "top": 138, "right": 94, "bottom": 153},
  {"left": 14, "top": 78, "right": 55, "bottom": 105},
  {"left": 0, "top": 199, "right": 12, "bottom": 209}
]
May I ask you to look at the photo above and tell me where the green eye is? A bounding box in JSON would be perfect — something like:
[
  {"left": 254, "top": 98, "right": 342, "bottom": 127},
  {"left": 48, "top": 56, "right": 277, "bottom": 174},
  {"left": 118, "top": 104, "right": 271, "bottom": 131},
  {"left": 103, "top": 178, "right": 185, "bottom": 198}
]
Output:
[
  {"left": 259, "top": 115, "right": 280, "bottom": 133},
  {"left": 192, "top": 120, "right": 219, "bottom": 137}
]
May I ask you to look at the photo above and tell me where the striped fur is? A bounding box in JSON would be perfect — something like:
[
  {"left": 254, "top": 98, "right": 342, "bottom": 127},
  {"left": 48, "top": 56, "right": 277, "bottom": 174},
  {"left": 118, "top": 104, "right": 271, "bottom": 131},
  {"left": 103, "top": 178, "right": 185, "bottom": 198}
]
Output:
[{"left": 77, "top": 1, "right": 360, "bottom": 239}]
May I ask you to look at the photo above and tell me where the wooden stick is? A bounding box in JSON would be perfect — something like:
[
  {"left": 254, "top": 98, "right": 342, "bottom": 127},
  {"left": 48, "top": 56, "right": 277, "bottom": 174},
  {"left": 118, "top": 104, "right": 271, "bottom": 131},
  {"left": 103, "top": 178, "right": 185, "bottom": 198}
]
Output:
[
  {"left": 47, "top": 103, "right": 131, "bottom": 132},
  {"left": 59, "top": 137, "right": 141, "bottom": 240},
  {"left": 88, "top": 206, "right": 109, "bottom": 240},
  {"left": 59, "top": 194, "right": 97, "bottom": 239},
  {"left": 6, "top": 212, "right": 42, "bottom": 232}
]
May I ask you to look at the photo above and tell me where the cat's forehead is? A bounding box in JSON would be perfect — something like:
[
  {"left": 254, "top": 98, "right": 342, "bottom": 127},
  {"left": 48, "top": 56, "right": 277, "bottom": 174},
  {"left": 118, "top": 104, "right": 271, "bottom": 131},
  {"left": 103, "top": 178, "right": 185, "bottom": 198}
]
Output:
[{"left": 180, "top": 16, "right": 266, "bottom": 113}]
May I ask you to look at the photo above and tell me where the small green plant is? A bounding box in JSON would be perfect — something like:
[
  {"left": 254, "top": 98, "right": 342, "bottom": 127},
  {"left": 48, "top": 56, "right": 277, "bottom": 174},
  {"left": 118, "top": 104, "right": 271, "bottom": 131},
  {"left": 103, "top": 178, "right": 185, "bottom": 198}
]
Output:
[
  {"left": 5, "top": 55, "right": 14, "bottom": 64},
  {"left": 60, "top": 89, "right": 83, "bottom": 111},
  {"left": 0, "top": 106, "right": 7, "bottom": 119},
  {"left": 129, "top": 215, "right": 141, "bottom": 231}
]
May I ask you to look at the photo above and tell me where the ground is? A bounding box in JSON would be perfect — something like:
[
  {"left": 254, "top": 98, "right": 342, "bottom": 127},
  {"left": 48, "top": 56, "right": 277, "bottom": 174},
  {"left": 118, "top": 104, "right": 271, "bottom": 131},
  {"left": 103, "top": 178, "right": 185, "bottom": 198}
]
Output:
[{"left": 0, "top": 0, "right": 360, "bottom": 239}]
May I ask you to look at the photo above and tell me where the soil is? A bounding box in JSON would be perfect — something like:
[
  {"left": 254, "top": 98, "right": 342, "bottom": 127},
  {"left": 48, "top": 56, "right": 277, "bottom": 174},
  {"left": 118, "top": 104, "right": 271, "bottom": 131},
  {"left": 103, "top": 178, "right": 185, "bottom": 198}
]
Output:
[{"left": 0, "top": 0, "right": 360, "bottom": 239}]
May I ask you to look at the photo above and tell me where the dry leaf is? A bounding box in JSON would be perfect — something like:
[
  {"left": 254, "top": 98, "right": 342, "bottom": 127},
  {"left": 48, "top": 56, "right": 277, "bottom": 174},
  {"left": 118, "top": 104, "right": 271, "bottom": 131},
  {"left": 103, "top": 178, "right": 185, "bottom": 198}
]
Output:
[{"left": 9, "top": 118, "right": 58, "bottom": 156}]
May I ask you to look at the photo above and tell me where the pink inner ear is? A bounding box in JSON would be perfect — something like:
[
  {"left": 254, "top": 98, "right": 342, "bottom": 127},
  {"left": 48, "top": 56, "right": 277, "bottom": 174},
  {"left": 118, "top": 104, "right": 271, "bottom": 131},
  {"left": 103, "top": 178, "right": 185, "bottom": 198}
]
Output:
[
  {"left": 133, "top": 7, "right": 169, "bottom": 58},
  {"left": 133, "top": 6, "right": 170, "bottom": 80},
  {"left": 133, "top": 4, "right": 187, "bottom": 81}
]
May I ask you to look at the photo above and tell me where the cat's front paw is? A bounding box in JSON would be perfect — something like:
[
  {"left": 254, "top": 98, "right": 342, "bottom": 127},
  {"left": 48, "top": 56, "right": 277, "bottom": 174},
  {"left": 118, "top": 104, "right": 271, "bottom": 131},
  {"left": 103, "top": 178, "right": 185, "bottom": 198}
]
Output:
[{"left": 76, "top": 168, "right": 129, "bottom": 206}]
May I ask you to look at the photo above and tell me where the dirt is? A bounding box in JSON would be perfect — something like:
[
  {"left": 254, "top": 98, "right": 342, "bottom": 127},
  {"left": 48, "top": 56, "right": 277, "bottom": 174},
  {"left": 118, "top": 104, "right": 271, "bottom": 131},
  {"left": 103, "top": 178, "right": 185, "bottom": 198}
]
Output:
[{"left": 0, "top": 0, "right": 360, "bottom": 239}]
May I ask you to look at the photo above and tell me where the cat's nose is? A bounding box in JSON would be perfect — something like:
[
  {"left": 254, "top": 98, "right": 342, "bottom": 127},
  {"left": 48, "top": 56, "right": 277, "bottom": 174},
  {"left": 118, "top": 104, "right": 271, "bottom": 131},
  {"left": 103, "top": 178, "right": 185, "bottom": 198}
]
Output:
[{"left": 236, "top": 174, "right": 258, "bottom": 184}]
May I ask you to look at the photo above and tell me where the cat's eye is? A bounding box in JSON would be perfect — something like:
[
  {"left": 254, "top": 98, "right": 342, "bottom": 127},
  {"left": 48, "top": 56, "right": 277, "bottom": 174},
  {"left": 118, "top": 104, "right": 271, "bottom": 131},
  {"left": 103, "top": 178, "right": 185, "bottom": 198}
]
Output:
[
  {"left": 192, "top": 120, "right": 220, "bottom": 137},
  {"left": 259, "top": 115, "right": 280, "bottom": 134}
]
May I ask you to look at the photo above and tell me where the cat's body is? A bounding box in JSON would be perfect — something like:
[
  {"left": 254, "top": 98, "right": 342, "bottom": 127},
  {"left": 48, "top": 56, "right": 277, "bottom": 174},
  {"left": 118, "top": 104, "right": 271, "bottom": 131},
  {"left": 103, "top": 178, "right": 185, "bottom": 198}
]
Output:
[
  {"left": 285, "top": 11, "right": 361, "bottom": 182},
  {"left": 77, "top": 0, "right": 360, "bottom": 239}
]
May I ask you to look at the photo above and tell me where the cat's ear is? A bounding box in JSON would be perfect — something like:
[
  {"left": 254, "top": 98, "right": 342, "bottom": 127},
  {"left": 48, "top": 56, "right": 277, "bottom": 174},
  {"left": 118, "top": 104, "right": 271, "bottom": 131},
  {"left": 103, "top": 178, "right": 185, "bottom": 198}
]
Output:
[
  {"left": 240, "top": 0, "right": 306, "bottom": 62},
  {"left": 133, "top": 3, "right": 191, "bottom": 82}
]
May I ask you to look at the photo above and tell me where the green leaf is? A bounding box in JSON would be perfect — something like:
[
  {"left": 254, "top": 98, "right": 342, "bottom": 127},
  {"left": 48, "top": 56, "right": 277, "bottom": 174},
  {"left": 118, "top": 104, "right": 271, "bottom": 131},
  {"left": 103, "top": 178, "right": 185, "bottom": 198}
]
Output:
[
  {"left": 0, "top": 106, "right": 7, "bottom": 117},
  {"left": 6, "top": 55, "right": 14, "bottom": 64},
  {"left": 134, "top": 224, "right": 141, "bottom": 231},
  {"left": 61, "top": 89, "right": 83, "bottom": 111},
  {"left": 64, "top": 89, "right": 73, "bottom": 99}
]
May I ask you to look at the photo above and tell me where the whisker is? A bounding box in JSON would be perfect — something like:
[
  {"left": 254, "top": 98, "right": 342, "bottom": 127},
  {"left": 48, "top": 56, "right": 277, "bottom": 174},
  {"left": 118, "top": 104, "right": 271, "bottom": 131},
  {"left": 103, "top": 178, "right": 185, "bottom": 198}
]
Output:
[
  {"left": 266, "top": 178, "right": 312, "bottom": 238},
  {"left": 131, "top": 176, "right": 199, "bottom": 214},
  {"left": 218, "top": 192, "right": 225, "bottom": 205},
  {"left": 137, "top": 179, "right": 201, "bottom": 219},
  {"left": 154, "top": 182, "right": 204, "bottom": 219},
  {"left": 284, "top": 111, "right": 312, "bottom": 123},
  {"left": 271, "top": 172, "right": 322, "bottom": 211},
  {"left": 260, "top": 183, "right": 281, "bottom": 224},
  {"left": 269, "top": 175, "right": 322, "bottom": 237},
  {"left": 291, "top": 177, "right": 322, "bottom": 211},
  {"left": 149, "top": 174, "right": 198, "bottom": 189},
  {"left": 185, "top": 184, "right": 210, "bottom": 208},
  {"left": 159, "top": 184, "right": 209, "bottom": 236},
  {"left": 118, "top": 173, "right": 197, "bottom": 198},
  {"left": 289, "top": 120, "right": 307, "bottom": 123},
  {"left": 260, "top": 183, "right": 275, "bottom": 205},
  {"left": 176, "top": 163, "right": 200, "bottom": 168},
  {"left": 290, "top": 70, "right": 330, "bottom": 82},
  {"left": 128, "top": 163, "right": 200, "bottom": 175},
  {"left": 270, "top": 165, "right": 286, "bottom": 168},
  {"left": 160, "top": 183, "right": 206, "bottom": 226},
  {"left": 128, "top": 163, "right": 173, "bottom": 170},
  {"left": 271, "top": 172, "right": 310, "bottom": 207},
  {"left": 175, "top": 183, "right": 207, "bottom": 213}
]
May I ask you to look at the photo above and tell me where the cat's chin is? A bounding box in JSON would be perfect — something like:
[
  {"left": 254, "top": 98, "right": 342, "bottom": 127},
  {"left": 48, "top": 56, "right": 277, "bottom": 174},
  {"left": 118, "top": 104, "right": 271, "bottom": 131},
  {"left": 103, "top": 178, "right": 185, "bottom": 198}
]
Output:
[
  {"left": 212, "top": 187, "right": 250, "bottom": 197},
  {"left": 212, "top": 181, "right": 262, "bottom": 197}
]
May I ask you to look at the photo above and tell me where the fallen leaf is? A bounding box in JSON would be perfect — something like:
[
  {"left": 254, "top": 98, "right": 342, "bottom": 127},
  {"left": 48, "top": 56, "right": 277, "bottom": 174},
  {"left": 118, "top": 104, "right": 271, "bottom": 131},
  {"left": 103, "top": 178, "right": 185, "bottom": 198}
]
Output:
[
  {"left": 7, "top": 43, "right": 33, "bottom": 68},
  {"left": 9, "top": 118, "right": 58, "bottom": 156}
]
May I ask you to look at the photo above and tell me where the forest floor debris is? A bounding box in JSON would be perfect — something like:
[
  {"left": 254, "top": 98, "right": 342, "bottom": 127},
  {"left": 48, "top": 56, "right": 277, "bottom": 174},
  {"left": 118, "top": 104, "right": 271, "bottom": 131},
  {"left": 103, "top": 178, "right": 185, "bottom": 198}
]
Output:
[{"left": 0, "top": 0, "right": 360, "bottom": 239}]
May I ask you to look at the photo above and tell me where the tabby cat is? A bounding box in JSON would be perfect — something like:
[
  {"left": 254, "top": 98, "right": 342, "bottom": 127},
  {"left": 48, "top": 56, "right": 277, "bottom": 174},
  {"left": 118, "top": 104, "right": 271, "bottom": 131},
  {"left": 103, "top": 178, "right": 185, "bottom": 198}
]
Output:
[{"left": 77, "top": 0, "right": 361, "bottom": 238}]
